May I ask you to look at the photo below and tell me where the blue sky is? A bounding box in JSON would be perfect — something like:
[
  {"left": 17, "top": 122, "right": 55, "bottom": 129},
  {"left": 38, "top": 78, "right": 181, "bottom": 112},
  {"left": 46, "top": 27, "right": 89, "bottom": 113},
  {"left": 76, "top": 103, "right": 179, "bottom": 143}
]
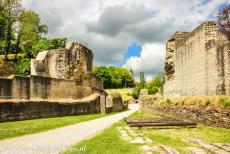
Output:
[{"left": 116, "top": 43, "right": 142, "bottom": 67}]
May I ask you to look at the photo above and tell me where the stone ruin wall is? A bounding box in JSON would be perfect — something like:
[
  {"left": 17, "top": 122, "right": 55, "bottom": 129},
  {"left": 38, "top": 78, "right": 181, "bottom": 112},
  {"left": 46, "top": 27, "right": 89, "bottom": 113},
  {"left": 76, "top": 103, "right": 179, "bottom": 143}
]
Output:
[
  {"left": 31, "top": 42, "right": 93, "bottom": 80},
  {"left": 0, "top": 42, "right": 128, "bottom": 122},
  {"left": 0, "top": 43, "right": 104, "bottom": 100},
  {"left": 164, "top": 21, "right": 230, "bottom": 96}
]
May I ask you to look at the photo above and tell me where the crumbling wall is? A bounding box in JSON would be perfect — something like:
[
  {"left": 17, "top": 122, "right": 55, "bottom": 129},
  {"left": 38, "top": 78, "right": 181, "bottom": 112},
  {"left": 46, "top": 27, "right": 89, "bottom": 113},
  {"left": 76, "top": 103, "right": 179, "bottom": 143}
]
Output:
[
  {"left": 164, "top": 21, "right": 229, "bottom": 96},
  {"left": 0, "top": 75, "right": 103, "bottom": 101},
  {"left": 0, "top": 96, "right": 101, "bottom": 122},
  {"left": 0, "top": 78, "right": 12, "bottom": 98},
  {"left": 31, "top": 43, "right": 93, "bottom": 80}
]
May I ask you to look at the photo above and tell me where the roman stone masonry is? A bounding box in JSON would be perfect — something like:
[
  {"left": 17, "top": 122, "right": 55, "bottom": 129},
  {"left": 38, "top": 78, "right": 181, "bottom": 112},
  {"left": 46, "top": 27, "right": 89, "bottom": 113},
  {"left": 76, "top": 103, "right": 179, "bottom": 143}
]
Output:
[
  {"left": 0, "top": 42, "right": 109, "bottom": 122},
  {"left": 31, "top": 42, "right": 93, "bottom": 80},
  {"left": 163, "top": 21, "right": 230, "bottom": 96}
]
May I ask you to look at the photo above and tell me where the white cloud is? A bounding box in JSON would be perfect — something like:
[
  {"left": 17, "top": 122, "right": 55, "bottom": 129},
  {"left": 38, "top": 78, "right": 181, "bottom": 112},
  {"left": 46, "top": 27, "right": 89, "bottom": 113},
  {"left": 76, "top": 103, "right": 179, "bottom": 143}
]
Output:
[
  {"left": 123, "top": 43, "right": 165, "bottom": 80},
  {"left": 22, "top": 0, "right": 229, "bottom": 79}
]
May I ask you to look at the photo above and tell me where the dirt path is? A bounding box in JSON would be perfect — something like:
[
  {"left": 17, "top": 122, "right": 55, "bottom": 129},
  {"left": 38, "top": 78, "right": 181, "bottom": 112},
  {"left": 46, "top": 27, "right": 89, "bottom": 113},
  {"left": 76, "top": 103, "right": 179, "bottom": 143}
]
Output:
[{"left": 0, "top": 104, "right": 138, "bottom": 154}]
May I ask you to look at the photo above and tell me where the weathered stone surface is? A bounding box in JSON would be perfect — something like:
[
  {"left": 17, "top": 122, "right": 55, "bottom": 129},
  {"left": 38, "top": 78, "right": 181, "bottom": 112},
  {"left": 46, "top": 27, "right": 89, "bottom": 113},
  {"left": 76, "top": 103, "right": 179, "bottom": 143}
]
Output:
[
  {"left": 164, "top": 21, "right": 230, "bottom": 96},
  {"left": 0, "top": 42, "right": 108, "bottom": 122},
  {"left": 186, "top": 147, "right": 207, "bottom": 154},
  {"left": 160, "top": 145, "right": 179, "bottom": 154},
  {"left": 31, "top": 42, "right": 93, "bottom": 80},
  {"left": 0, "top": 95, "right": 101, "bottom": 122}
]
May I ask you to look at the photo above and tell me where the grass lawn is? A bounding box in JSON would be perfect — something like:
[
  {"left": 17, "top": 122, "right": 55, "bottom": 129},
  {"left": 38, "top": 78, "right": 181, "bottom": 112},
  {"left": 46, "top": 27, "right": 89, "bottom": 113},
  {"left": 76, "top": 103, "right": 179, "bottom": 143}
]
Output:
[
  {"left": 64, "top": 112, "right": 230, "bottom": 154},
  {"left": 0, "top": 112, "right": 117, "bottom": 140},
  {"left": 64, "top": 121, "right": 141, "bottom": 154},
  {"left": 105, "top": 88, "right": 133, "bottom": 101}
]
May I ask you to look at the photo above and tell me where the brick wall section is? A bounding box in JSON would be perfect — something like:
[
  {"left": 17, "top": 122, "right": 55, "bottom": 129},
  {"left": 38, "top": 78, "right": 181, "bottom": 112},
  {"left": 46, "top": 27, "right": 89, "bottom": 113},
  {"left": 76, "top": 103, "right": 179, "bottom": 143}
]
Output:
[{"left": 163, "top": 21, "right": 230, "bottom": 96}]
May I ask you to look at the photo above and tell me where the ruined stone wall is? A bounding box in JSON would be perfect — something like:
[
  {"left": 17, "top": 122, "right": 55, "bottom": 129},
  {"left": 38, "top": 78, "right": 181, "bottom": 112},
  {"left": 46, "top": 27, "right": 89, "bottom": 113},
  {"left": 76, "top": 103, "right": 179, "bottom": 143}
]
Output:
[
  {"left": 164, "top": 21, "right": 229, "bottom": 96},
  {"left": 0, "top": 78, "right": 12, "bottom": 98},
  {"left": 223, "top": 43, "right": 230, "bottom": 95},
  {"left": 0, "top": 96, "right": 101, "bottom": 122},
  {"left": 0, "top": 75, "right": 103, "bottom": 100},
  {"left": 31, "top": 43, "right": 93, "bottom": 80}
]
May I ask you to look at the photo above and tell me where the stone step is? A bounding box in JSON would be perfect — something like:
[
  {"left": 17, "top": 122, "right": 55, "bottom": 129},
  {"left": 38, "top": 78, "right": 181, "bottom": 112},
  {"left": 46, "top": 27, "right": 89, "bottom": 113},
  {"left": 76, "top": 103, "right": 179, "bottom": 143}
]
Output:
[
  {"left": 186, "top": 147, "right": 207, "bottom": 154},
  {"left": 212, "top": 143, "right": 230, "bottom": 153},
  {"left": 189, "top": 139, "right": 230, "bottom": 154},
  {"left": 199, "top": 143, "right": 229, "bottom": 154},
  {"left": 160, "top": 145, "right": 179, "bottom": 154}
]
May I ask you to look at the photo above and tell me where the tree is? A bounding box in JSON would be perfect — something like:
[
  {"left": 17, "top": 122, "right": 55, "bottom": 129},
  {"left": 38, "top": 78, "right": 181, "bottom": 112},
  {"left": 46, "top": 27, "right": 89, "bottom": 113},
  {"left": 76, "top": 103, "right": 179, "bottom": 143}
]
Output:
[
  {"left": 0, "top": 0, "right": 6, "bottom": 53},
  {"left": 139, "top": 72, "right": 145, "bottom": 89},
  {"left": 146, "top": 73, "right": 164, "bottom": 94},
  {"left": 93, "top": 66, "right": 112, "bottom": 88},
  {"left": 93, "top": 66, "right": 135, "bottom": 89},
  {"left": 18, "top": 10, "right": 47, "bottom": 57},
  {"left": 13, "top": 38, "right": 66, "bottom": 75},
  {"left": 217, "top": 5, "right": 230, "bottom": 41},
  {"left": 3, "top": 0, "right": 23, "bottom": 60}
]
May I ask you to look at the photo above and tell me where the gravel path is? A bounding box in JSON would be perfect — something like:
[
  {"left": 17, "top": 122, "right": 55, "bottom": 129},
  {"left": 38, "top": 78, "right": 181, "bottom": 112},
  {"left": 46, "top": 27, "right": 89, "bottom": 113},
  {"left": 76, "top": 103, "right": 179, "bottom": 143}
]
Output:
[{"left": 0, "top": 104, "right": 138, "bottom": 154}]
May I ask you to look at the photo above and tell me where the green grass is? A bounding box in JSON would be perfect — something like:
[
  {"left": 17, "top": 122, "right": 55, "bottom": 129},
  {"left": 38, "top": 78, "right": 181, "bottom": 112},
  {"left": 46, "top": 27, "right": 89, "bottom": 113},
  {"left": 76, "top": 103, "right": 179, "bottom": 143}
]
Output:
[
  {"left": 64, "top": 121, "right": 141, "bottom": 154},
  {"left": 0, "top": 112, "right": 117, "bottom": 140},
  {"left": 105, "top": 88, "right": 133, "bottom": 101},
  {"left": 160, "top": 95, "right": 230, "bottom": 109},
  {"left": 65, "top": 112, "right": 230, "bottom": 154},
  {"left": 129, "top": 112, "right": 161, "bottom": 118}
]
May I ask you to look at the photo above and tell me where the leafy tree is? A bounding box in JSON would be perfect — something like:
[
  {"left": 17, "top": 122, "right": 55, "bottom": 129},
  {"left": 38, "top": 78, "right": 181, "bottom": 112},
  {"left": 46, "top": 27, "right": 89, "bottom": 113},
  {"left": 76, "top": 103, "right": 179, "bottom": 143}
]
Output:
[
  {"left": 93, "top": 66, "right": 135, "bottom": 89},
  {"left": 131, "top": 73, "right": 164, "bottom": 99},
  {"left": 139, "top": 72, "right": 146, "bottom": 89},
  {"left": 31, "top": 38, "right": 65, "bottom": 57},
  {"left": 14, "top": 58, "right": 30, "bottom": 75},
  {"left": 93, "top": 66, "right": 112, "bottom": 88},
  {"left": 217, "top": 5, "right": 230, "bottom": 41},
  {"left": 3, "top": 0, "right": 23, "bottom": 60},
  {"left": 147, "top": 73, "right": 164, "bottom": 94},
  {"left": 17, "top": 10, "right": 48, "bottom": 58},
  {"left": 0, "top": 0, "right": 6, "bottom": 54}
]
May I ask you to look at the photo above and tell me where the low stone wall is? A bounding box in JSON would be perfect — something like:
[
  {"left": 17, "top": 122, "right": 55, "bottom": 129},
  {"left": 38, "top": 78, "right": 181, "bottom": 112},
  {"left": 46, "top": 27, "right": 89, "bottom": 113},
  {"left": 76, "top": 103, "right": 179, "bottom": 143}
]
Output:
[
  {"left": 0, "top": 96, "right": 101, "bottom": 122},
  {"left": 105, "top": 96, "right": 127, "bottom": 113},
  {"left": 0, "top": 75, "right": 104, "bottom": 100},
  {"left": 139, "top": 91, "right": 230, "bottom": 128},
  {"left": 142, "top": 102, "right": 230, "bottom": 128}
]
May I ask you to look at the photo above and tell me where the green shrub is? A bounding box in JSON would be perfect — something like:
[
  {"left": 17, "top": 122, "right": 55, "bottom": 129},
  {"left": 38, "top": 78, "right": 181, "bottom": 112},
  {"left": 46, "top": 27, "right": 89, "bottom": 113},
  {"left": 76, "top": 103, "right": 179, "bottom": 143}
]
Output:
[
  {"left": 147, "top": 86, "right": 159, "bottom": 95},
  {"left": 166, "top": 99, "right": 171, "bottom": 105},
  {"left": 219, "top": 98, "right": 230, "bottom": 108},
  {"left": 131, "top": 88, "right": 139, "bottom": 100},
  {"left": 205, "top": 100, "right": 211, "bottom": 106}
]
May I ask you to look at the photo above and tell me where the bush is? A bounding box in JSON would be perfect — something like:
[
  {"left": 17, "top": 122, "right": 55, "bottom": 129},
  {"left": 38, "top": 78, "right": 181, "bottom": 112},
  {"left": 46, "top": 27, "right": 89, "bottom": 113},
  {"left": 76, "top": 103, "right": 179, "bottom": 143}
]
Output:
[
  {"left": 148, "top": 86, "right": 159, "bottom": 95},
  {"left": 131, "top": 88, "right": 139, "bottom": 100},
  {"left": 12, "top": 58, "right": 31, "bottom": 75},
  {"left": 219, "top": 98, "right": 230, "bottom": 108}
]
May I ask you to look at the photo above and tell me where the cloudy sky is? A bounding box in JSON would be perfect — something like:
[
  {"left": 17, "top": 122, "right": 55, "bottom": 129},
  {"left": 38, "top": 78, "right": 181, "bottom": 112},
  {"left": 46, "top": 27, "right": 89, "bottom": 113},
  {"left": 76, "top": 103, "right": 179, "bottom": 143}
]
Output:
[{"left": 22, "top": 0, "right": 229, "bottom": 81}]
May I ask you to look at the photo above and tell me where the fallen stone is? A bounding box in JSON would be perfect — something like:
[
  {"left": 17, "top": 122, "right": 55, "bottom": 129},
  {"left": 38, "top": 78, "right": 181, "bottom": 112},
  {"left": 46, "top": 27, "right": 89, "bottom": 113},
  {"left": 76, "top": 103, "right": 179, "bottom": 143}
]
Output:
[
  {"left": 212, "top": 143, "right": 230, "bottom": 152},
  {"left": 160, "top": 145, "right": 179, "bottom": 154},
  {"left": 130, "top": 137, "right": 145, "bottom": 144},
  {"left": 142, "top": 145, "right": 158, "bottom": 151},
  {"left": 144, "top": 137, "right": 153, "bottom": 143},
  {"left": 189, "top": 139, "right": 230, "bottom": 154},
  {"left": 186, "top": 147, "right": 207, "bottom": 154}
]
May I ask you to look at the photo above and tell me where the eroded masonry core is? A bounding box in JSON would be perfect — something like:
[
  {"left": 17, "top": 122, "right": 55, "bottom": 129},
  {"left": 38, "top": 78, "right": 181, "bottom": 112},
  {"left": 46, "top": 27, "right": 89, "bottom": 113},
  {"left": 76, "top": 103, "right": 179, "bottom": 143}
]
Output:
[{"left": 163, "top": 21, "right": 230, "bottom": 96}]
